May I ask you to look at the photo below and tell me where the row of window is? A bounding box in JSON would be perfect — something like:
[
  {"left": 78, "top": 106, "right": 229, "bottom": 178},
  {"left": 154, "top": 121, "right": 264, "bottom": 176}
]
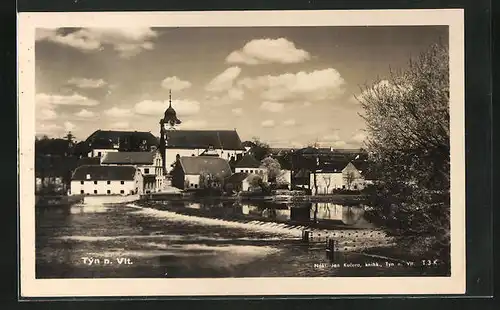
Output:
[
  {"left": 240, "top": 169, "right": 264, "bottom": 174},
  {"left": 80, "top": 180, "right": 126, "bottom": 185},
  {"left": 80, "top": 189, "right": 133, "bottom": 194}
]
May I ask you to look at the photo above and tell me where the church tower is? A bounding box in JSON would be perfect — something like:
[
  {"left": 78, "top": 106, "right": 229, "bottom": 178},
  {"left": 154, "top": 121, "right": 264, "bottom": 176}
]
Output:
[{"left": 159, "top": 90, "right": 181, "bottom": 174}]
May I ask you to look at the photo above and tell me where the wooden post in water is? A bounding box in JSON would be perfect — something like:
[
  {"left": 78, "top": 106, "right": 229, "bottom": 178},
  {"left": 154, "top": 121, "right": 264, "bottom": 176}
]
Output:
[
  {"left": 326, "top": 237, "right": 336, "bottom": 262},
  {"left": 301, "top": 230, "right": 311, "bottom": 243}
]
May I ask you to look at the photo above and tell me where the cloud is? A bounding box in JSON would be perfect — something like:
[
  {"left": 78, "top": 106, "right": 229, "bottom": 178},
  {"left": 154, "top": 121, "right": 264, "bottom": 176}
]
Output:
[
  {"left": 283, "top": 119, "right": 296, "bottom": 126},
  {"left": 351, "top": 131, "right": 367, "bottom": 144},
  {"left": 36, "top": 93, "right": 100, "bottom": 106},
  {"left": 109, "top": 121, "right": 130, "bottom": 130},
  {"left": 38, "top": 108, "right": 57, "bottom": 121},
  {"left": 205, "top": 66, "right": 241, "bottom": 92},
  {"left": 104, "top": 106, "right": 132, "bottom": 118},
  {"left": 134, "top": 99, "right": 200, "bottom": 116},
  {"left": 261, "top": 120, "right": 275, "bottom": 128},
  {"left": 67, "top": 78, "right": 107, "bottom": 89},
  {"left": 181, "top": 120, "right": 208, "bottom": 129},
  {"left": 36, "top": 123, "right": 63, "bottom": 136},
  {"left": 303, "top": 101, "right": 312, "bottom": 107},
  {"left": 227, "top": 88, "right": 244, "bottom": 101},
  {"left": 239, "top": 68, "right": 345, "bottom": 101},
  {"left": 161, "top": 76, "right": 192, "bottom": 91},
  {"left": 64, "top": 121, "right": 76, "bottom": 132},
  {"left": 226, "top": 38, "right": 310, "bottom": 65},
  {"left": 260, "top": 101, "right": 284, "bottom": 113},
  {"left": 36, "top": 28, "right": 158, "bottom": 58},
  {"left": 75, "top": 109, "right": 96, "bottom": 118},
  {"left": 232, "top": 108, "right": 243, "bottom": 116}
]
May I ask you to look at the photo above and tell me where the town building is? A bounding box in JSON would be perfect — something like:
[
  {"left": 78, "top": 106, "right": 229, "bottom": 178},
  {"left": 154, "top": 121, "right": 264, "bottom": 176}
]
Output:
[
  {"left": 82, "top": 129, "right": 159, "bottom": 158},
  {"left": 70, "top": 165, "right": 143, "bottom": 196},
  {"left": 100, "top": 149, "right": 164, "bottom": 193},
  {"left": 224, "top": 172, "right": 262, "bottom": 193},
  {"left": 158, "top": 91, "right": 246, "bottom": 174},
  {"left": 234, "top": 153, "right": 267, "bottom": 180},
  {"left": 170, "top": 156, "right": 232, "bottom": 190},
  {"left": 310, "top": 161, "right": 367, "bottom": 195}
]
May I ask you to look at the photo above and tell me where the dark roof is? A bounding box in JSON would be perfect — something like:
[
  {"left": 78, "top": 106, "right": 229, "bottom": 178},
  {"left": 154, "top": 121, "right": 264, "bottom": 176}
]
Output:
[
  {"left": 71, "top": 165, "right": 137, "bottom": 181},
  {"left": 294, "top": 169, "right": 310, "bottom": 178},
  {"left": 85, "top": 130, "right": 159, "bottom": 148},
  {"left": 179, "top": 157, "right": 232, "bottom": 178},
  {"left": 235, "top": 154, "right": 261, "bottom": 168},
  {"left": 319, "top": 161, "right": 350, "bottom": 173},
  {"left": 166, "top": 130, "right": 245, "bottom": 150},
  {"left": 225, "top": 172, "right": 250, "bottom": 184},
  {"left": 101, "top": 152, "right": 154, "bottom": 165},
  {"left": 76, "top": 157, "right": 101, "bottom": 167}
]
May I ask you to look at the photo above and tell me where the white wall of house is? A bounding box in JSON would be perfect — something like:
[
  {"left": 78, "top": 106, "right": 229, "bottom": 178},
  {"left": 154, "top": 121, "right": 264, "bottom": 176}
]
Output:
[
  {"left": 70, "top": 170, "right": 143, "bottom": 195},
  {"left": 184, "top": 174, "right": 201, "bottom": 189},
  {"left": 342, "top": 162, "right": 366, "bottom": 190},
  {"left": 310, "top": 163, "right": 366, "bottom": 195},
  {"left": 310, "top": 172, "right": 343, "bottom": 195},
  {"left": 165, "top": 148, "right": 244, "bottom": 172},
  {"left": 71, "top": 180, "right": 136, "bottom": 195},
  {"left": 235, "top": 167, "right": 267, "bottom": 181},
  {"left": 280, "top": 169, "right": 292, "bottom": 187},
  {"left": 87, "top": 148, "right": 118, "bottom": 159}
]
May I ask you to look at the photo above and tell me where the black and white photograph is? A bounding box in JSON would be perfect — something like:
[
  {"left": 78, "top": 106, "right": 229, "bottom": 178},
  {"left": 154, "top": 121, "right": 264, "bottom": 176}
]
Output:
[{"left": 18, "top": 10, "right": 465, "bottom": 296}]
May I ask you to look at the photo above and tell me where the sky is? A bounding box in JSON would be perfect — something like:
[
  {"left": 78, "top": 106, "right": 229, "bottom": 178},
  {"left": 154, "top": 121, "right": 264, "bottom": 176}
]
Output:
[{"left": 35, "top": 26, "right": 448, "bottom": 148}]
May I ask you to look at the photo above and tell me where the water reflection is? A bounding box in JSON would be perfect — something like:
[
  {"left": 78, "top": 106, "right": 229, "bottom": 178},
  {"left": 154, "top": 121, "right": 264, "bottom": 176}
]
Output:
[{"left": 149, "top": 200, "right": 373, "bottom": 229}]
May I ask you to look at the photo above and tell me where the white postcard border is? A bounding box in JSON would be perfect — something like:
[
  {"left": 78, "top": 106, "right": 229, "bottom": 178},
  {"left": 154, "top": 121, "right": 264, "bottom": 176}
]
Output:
[{"left": 18, "top": 9, "right": 465, "bottom": 297}]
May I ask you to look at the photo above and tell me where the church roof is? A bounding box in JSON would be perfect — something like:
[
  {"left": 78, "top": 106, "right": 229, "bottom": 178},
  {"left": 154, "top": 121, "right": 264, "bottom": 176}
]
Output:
[
  {"left": 71, "top": 165, "right": 137, "bottom": 181},
  {"left": 166, "top": 130, "right": 245, "bottom": 150},
  {"left": 101, "top": 152, "right": 155, "bottom": 165},
  {"left": 178, "top": 156, "right": 232, "bottom": 179},
  {"left": 235, "top": 154, "right": 261, "bottom": 168}
]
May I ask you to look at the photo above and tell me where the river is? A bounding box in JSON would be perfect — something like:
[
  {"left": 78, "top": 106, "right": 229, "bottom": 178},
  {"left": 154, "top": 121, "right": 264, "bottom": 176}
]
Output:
[{"left": 35, "top": 201, "right": 447, "bottom": 278}]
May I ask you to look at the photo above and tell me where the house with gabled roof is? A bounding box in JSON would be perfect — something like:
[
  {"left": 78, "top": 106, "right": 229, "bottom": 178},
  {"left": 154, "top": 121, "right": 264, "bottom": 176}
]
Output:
[
  {"left": 84, "top": 129, "right": 159, "bottom": 158},
  {"left": 100, "top": 149, "right": 164, "bottom": 193},
  {"left": 170, "top": 156, "right": 232, "bottom": 190},
  {"left": 234, "top": 153, "right": 267, "bottom": 180},
  {"left": 70, "top": 165, "right": 143, "bottom": 196}
]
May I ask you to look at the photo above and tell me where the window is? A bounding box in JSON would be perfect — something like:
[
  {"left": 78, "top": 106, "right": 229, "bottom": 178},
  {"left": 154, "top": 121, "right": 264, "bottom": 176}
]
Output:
[
  {"left": 80, "top": 190, "right": 84, "bottom": 194},
  {"left": 120, "top": 190, "right": 125, "bottom": 194},
  {"left": 107, "top": 181, "right": 111, "bottom": 185},
  {"left": 107, "top": 190, "right": 111, "bottom": 194},
  {"left": 144, "top": 168, "right": 150, "bottom": 174},
  {"left": 190, "top": 183, "right": 195, "bottom": 188},
  {"left": 250, "top": 170, "right": 253, "bottom": 173},
  {"left": 354, "top": 185, "right": 358, "bottom": 190},
  {"left": 80, "top": 181, "right": 84, "bottom": 185},
  {"left": 194, "top": 184, "right": 198, "bottom": 189},
  {"left": 94, "top": 181, "right": 98, "bottom": 185},
  {"left": 94, "top": 190, "right": 98, "bottom": 194},
  {"left": 121, "top": 181, "right": 124, "bottom": 185},
  {"left": 98, "top": 152, "right": 102, "bottom": 157}
]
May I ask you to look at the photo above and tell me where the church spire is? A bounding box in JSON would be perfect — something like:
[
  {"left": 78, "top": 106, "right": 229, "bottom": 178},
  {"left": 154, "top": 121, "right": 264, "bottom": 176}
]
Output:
[{"left": 169, "top": 89, "right": 172, "bottom": 108}]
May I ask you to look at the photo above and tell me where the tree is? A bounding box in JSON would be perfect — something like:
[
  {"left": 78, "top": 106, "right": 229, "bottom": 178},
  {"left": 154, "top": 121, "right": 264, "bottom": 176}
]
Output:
[
  {"left": 343, "top": 171, "right": 356, "bottom": 190},
  {"left": 249, "top": 137, "right": 271, "bottom": 161},
  {"left": 260, "top": 156, "right": 282, "bottom": 183},
  {"left": 199, "top": 170, "right": 224, "bottom": 191},
  {"left": 322, "top": 175, "right": 332, "bottom": 194},
  {"left": 357, "top": 43, "right": 450, "bottom": 261}
]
